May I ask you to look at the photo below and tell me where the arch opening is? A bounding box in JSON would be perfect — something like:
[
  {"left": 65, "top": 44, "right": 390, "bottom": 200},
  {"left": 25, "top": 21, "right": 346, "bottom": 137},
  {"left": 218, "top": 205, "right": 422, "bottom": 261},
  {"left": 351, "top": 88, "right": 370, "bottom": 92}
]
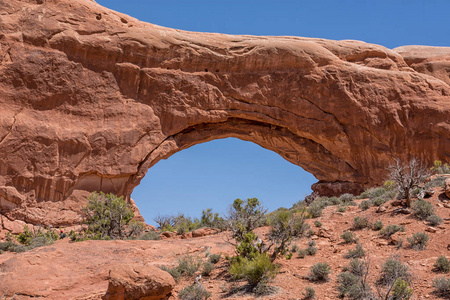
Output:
[{"left": 131, "top": 137, "right": 317, "bottom": 226}]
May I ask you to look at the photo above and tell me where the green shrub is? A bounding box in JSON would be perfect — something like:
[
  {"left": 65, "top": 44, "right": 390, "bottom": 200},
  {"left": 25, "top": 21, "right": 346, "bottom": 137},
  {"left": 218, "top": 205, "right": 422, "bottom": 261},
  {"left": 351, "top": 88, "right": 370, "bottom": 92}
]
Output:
[
  {"left": 297, "top": 249, "right": 307, "bottom": 258},
  {"left": 373, "top": 196, "right": 387, "bottom": 206},
  {"left": 378, "top": 256, "right": 411, "bottom": 286},
  {"left": 160, "top": 253, "right": 201, "bottom": 281},
  {"left": 303, "top": 287, "right": 315, "bottom": 299},
  {"left": 345, "top": 259, "right": 367, "bottom": 277},
  {"left": 202, "top": 261, "right": 215, "bottom": 276},
  {"left": 0, "top": 241, "right": 26, "bottom": 253},
  {"left": 314, "top": 220, "right": 322, "bottom": 227},
  {"left": 407, "top": 232, "right": 429, "bottom": 250},
  {"left": 411, "top": 199, "right": 434, "bottom": 220},
  {"left": 345, "top": 244, "right": 365, "bottom": 259},
  {"left": 229, "top": 253, "right": 278, "bottom": 287},
  {"left": 337, "top": 259, "right": 372, "bottom": 299},
  {"left": 431, "top": 160, "right": 450, "bottom": 175},
  {"left": 379, "top": 224, "right": 405, "bottom": 238},
  {"left": 337, "top": 205, "right": 347, "bottom": 212},
  {"left": 359, "top": 200, "right": 372, "bottom": 211},
  {"left": 434, "top": 256, "right": 450, "bottom": 273},
  {"left": 200, "top": 208, "right": 226, "bottom": 230},
  {"left": 268, "top": 209, "right": 309, "bottom": 260},
  {"left": 82, "top": 192, "right": 134, "bottom": 239},
  {"left": 308, "top": 262, "right": 331, "bottom": 282},
  {"left": 372, "top": 220, "right": 383, "bottom": 231},
  {"left": 208, "top": 253, "right": 221, "bottom": 264},
  {"left": 339, "top": 193, "right": 354, "bottom": 204},
  {"left": 227, "top": 198, "right": 267, "bottom": 241},
  {"left": 177, "top": 254, "right": 201, "bottom": 277},
  {"left": 307, "top": 202, "right": 323, "bottom": 218},
  {"left": 159, "top": 265, "right": 181, "bottom": 281},
  {"left": 425, "top": 176, "right": 447, "bottom": 189},
  {"left": 352, "top": 216, "right": 370, "bottom": 230},
  {"left": 178, "top": 284, "right": 212, "bottom": 300},
  {"left": 138, "top": 231, "right": 161, "bottom": 240},
  {"left": 337, "top": 271, "right": 362, "bottom": 299},
  {"left": 433, "top": 277, "right": 450, "bottom": 298},
  {"left": 427, "top": 214, "right": 443, "bottom": 226},
  {"left": 341, "top": 231, "right": 358, "bottom": 244},
  {"left": 391, "top": 278, "right": 413, "bottom": 300},
  {"left": 306, "top": 241, "right": 317, "bottom": 256},
  {"left": 291, "top": 244, "right": 299, "bottom": 253},
  {"left": 358, "top": 187, "right": 386, "bottom": 199}
]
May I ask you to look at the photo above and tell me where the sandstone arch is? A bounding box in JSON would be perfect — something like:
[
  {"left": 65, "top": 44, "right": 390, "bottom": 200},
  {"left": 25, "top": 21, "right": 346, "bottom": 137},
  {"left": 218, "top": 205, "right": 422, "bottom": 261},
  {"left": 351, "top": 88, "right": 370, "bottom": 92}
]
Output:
[{"left": 0, "top": 0, "right": 449, "bottom": 226}]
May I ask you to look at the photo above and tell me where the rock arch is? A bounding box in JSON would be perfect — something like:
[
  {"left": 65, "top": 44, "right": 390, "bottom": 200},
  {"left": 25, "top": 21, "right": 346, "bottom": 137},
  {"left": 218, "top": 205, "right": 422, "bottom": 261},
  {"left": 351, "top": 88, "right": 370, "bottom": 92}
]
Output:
[{"left": 0, "top": 0, "right": 449, "bottom": 226}]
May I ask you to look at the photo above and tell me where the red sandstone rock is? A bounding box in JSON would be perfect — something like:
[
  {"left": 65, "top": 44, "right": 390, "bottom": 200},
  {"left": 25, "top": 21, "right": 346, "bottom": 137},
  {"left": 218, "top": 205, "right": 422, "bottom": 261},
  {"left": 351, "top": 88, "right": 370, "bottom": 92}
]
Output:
[
  {"left": 103, "top": 264, "right": 175, "bottom": 300},
  {"left": 445, "top": 178, "right": 450, "bottom": 199},
  {"left": 0, "top": 0, "right": 449, "bottom": 226},
  {"left": 192, "top": 228, "right": 219, "bottom": 238},
  {"left": 160, "top": 231, "right": 177, "bottom": 239}
]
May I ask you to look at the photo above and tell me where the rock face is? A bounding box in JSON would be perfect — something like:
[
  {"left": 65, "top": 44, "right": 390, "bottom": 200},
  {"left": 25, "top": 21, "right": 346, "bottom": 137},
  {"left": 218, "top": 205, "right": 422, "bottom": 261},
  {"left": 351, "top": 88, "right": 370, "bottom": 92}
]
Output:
[
  {"left": 0, "top": 0, "right": 449, "bottom": 226},
  {"left": 103, "top": 265, "right": 175, "bottom": 300}
]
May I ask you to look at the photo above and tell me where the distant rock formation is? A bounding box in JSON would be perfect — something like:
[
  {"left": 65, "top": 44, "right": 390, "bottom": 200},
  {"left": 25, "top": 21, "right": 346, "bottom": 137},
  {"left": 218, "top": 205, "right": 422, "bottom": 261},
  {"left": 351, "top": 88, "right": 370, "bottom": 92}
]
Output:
[{"left": 0, "top": 0, "right": 449, "bottom": 226}]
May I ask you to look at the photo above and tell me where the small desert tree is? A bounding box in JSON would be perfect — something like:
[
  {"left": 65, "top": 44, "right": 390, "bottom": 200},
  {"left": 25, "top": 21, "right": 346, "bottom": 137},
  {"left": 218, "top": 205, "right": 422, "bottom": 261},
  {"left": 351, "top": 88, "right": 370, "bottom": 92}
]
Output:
[
  {"left": 83, "top": 192, "right": 134, "bottom": 239},
  {"left": 227, "top": 198, "right": 267, "bottom": 242},
  {"left": 388, "top": 158, "right": 430, "bottom": 207}
]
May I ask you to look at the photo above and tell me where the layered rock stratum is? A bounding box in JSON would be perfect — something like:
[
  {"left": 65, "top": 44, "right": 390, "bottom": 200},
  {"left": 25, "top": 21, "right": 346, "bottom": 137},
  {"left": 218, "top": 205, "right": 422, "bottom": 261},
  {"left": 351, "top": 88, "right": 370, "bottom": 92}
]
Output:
[{"left": 0, "top": 0, "right": 449, "bottom": 226}]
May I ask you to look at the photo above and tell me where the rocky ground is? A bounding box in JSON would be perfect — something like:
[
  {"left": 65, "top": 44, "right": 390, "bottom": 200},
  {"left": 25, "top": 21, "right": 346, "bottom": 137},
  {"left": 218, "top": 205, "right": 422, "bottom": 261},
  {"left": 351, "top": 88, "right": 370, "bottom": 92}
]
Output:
[{"left": 0, "top": 184, "right": 449, "bottom": 300}]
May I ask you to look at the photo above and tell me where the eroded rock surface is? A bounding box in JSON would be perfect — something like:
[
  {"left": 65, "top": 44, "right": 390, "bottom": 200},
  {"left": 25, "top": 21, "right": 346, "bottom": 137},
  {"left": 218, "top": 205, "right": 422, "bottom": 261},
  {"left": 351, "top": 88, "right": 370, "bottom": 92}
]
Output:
[
  {"left": 103, "top": 264, "right": 175, "bottom": 300},
  {"left": 0, "top": 0, "right": 449, "bottom": 226}
]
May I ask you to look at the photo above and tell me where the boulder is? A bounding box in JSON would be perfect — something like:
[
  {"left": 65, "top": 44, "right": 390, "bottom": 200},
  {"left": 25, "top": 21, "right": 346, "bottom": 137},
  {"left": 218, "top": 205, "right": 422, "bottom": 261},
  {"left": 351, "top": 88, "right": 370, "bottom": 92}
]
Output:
[
  {"left": 445, "top": 178, "right": 450, "bottom": 199},
  {"left": 103, "top": 264, "right": 175, "bottom": 300},
  {"left": 160, "top": 231, "right": 177, "bottom": 239},
  {"left": 192, "top": 228, "right": 219, "bottom": 238}
]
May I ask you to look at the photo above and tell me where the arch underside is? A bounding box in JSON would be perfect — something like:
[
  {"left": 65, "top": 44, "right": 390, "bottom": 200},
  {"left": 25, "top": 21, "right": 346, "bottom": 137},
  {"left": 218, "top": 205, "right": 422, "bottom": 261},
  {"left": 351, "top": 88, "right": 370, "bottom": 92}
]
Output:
[{"left": 123, "top": 118, "right": 366, "bottom": 198}]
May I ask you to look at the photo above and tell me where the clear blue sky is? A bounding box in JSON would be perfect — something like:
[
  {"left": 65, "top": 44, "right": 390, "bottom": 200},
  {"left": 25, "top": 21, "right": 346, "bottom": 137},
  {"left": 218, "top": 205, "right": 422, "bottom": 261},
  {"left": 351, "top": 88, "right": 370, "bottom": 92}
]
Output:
[{"left": 96, "top": 0, "right": 449, "bottom": 226}]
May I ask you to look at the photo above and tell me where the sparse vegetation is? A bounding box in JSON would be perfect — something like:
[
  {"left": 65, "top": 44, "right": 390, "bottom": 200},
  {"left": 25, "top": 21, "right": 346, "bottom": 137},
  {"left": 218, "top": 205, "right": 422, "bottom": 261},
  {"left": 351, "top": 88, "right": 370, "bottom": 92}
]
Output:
[
  {"left": 427, "top": 214, "right": 443, "bottom": 226},
  {"left": 208, "top": 253, "right": 221, "bottom": 264},
  {"left": 379, "top": 224, "right": 405, "bottom": 239},
  {"left": 434, "top": 256, "right": 450, "bottom": 273},
  {"left": 308, "top": 262, "right": 331, "bottom": 282},
  {"left": 306, "top": 240, "right": 318, "bottom": 256},
  {"left": 339, "top": 193, "right": 354, "bottom": 204},
  {"left": 137, "top": 231, "right": 161, "bottom": 240},
  {"left": 268, "top": 209, "right": 309, "bottom": 260},
  {"left": 433, "top": 277, "right": 450, "bottom": 298},
  {"left": 345, "top": 244, "right": 365, "bottom": 259},
  {"left": 411, "top": 199, "right": 435, "bottom": 220},
  {"left": 391, "top": 278, "right": 413, "bottom": 300},
  {"left": 297, "top": 248, "right": 307, "bottom": 258},
  {"left": 388, "top": 158, "right": 430, "bottom": 207},
  {"left": 314, "top": 220, "right": 322, "bottom": 227},
  {"left": 352, "top": 216, "right": 370, "bottom": 230},
  {"left": 359, "top": 200, "right": 372, "bottom": 211},
  {"left": 372, "top": 220, "right": 383, "bottom": 231},
  {"left": 303, "top": 286, "right": 316, "bottom": 299},
  {"left": 341, "top": 231, "right": 358, "bottom": 244},
  {"left": 202, "top": 261, "right": 215, "bottom": 276},
  {"left": 431, "top": 160, "right": 450, "bottom": 175},
  {"left": 159, "top": 253, "right": 201, "bottom": 281},
  {"left": 229, "top": 252, "right": 278, "bottom": 288},
  {"left": 376, "top": 256, "right": 412, "bottom": 299},
  {"left": 82, "top": 192, "right": 135, "bottom": 239},
  {"left": 178, "top": 284, "right": 212, "bottom": 300},
  {"left": 337, "top": 258, "right": 372, "bottom": 299},
  {"left": 407, "top": 232, "right": 429, "bottom": 250}
]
